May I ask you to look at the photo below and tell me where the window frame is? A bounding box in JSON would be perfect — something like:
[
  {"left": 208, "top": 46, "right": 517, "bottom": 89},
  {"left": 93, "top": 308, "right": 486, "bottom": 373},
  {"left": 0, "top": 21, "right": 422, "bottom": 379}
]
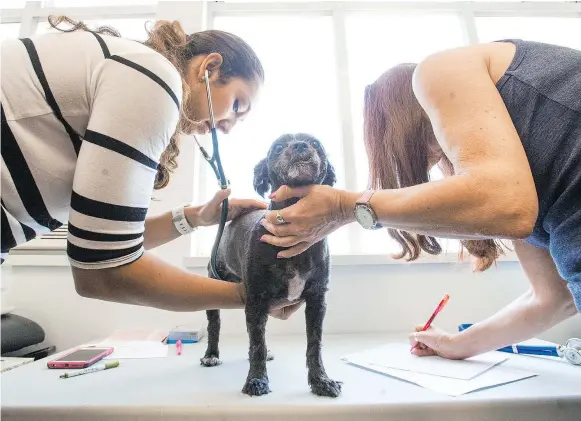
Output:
[{"left": 3, "top": 1, "right": 580, "bottom": 264}]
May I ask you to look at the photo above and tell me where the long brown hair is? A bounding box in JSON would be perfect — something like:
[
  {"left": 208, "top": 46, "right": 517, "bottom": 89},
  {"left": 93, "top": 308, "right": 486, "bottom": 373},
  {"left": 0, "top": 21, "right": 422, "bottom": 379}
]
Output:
[
  {"left": 47, "top": 15, "right": 264, "bottom": 189},
  {"left": 363, "top": 64, "right": 504, "bottom": 271}
]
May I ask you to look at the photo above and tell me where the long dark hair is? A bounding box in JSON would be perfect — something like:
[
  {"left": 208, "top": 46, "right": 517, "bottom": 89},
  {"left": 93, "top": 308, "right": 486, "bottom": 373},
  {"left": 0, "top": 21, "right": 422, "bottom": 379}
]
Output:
[
  {"left": 363, "top": 64, "right": 504, "bottom": 271},
  {"left": 47, "top": 15, "right": 264, "bottom": 189}
]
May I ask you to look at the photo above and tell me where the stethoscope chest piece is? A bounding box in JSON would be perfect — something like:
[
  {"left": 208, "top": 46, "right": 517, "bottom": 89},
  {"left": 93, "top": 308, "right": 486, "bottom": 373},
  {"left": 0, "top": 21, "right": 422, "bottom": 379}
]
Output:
[{"left": 558, "top": 338, "right": 581, "bottom": 365}]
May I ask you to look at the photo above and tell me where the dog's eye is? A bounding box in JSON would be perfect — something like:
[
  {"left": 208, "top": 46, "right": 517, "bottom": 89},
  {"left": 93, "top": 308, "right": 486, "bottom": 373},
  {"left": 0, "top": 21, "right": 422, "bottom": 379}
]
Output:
[
  {"left": 273, "top": 145, "right": 284, "bottom": 155},
  {"left": 310, "top": 140, "right": 321, "bottom": 150}
]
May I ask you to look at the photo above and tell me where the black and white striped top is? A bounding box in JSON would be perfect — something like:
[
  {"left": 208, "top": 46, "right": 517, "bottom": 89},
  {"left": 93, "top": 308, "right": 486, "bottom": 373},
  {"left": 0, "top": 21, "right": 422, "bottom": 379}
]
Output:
[{"left": 1, "top": 31, "right": 182, "bottom": 268}]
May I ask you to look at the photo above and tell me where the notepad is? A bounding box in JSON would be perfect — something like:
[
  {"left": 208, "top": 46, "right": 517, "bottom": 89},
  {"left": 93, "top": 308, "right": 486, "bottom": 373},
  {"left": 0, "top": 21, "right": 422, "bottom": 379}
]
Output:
[
  {"left": 343, "top": 343, "right": 507, "bottom": 380},
  {"left": 345, "top": 358, "right": 537, "bottom": 396}
]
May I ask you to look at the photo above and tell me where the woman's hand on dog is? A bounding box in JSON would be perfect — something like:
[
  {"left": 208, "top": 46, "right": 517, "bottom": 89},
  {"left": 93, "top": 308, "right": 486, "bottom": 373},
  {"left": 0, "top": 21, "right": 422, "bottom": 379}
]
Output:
[
  {"left": 236, "top": 283, "right": 303, "bottom": 320},
  {"left": 269, "top": 299, "right": 304, "bottom": 320},
  {"left": 187, "top": 189, "right": 268, "bottom": 227},
  {"left": 260, "top": 185, "right": 357, "bottom": 258}
]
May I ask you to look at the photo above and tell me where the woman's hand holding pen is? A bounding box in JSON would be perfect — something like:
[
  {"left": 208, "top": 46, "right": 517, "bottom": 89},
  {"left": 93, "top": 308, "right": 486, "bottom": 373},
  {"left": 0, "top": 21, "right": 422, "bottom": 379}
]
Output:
[{"left": 409, "top": 326, "right": 473, "bottom": 360}]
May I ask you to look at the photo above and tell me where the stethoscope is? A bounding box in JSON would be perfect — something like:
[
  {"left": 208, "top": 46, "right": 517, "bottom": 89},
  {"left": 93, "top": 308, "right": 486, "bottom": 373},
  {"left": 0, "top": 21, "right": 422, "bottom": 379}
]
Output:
[
  {"left": 458, "top": 324, "right": 581, "bottom": 365},
  {"left": 194, "top": 70, "right": 229, "bottom": 280}
]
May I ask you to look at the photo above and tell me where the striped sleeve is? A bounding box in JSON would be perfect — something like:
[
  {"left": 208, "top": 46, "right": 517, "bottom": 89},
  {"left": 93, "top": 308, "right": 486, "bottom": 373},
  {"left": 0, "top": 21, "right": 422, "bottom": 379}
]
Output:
[{"left": 67, "top": 54, "right": 181, "bottom": 269}]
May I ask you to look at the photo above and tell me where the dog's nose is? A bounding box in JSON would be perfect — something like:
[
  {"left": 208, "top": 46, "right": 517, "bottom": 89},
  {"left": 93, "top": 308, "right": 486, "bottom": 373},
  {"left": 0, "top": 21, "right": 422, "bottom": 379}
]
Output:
[{"left": 293, "top": 142, "right": 308, "bottom": 153}]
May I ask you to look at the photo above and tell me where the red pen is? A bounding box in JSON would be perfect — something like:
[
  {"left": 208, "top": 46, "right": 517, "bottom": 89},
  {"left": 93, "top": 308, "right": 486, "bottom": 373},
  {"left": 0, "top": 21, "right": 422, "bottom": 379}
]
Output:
[
  {"left": 176, "top": 339, "right": 182, "bottom": 356},
  {"left": 410, "top": 294, "right": 450, "bottom": 353}
]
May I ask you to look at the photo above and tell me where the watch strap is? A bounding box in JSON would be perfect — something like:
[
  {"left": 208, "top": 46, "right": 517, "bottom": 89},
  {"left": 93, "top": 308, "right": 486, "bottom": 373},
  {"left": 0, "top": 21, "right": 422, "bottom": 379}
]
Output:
[
  {"left": 356, "top": 190, "right": 377, "bottom": 205},
  {"left": 171, "top": 205, "right": 196, "bottom": 235}
]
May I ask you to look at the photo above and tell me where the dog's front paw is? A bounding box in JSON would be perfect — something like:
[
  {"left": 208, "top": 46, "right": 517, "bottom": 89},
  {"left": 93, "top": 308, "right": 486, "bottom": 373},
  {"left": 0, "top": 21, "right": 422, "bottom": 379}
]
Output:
[
  {"left": 200, "top": 355, "right": 222, "bottom": 367},
  {"left": 242, "top": 377, "right": 271, "bottom": 396},
  {"left": 310, "top": 377, "right": 342, "bottom": 398}
]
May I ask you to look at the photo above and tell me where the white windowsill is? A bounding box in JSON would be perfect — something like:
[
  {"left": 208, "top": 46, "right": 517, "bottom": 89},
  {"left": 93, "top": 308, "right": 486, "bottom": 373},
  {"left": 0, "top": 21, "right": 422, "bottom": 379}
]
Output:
[
  {"left": 4, "top": 248, "right": 520, "bottom": 268},
  {"left": 183, "top": 251, "right": 520, "bottom": 268},
  {"left": 4, "top": 250, "right": 71, "bottom": 267}
]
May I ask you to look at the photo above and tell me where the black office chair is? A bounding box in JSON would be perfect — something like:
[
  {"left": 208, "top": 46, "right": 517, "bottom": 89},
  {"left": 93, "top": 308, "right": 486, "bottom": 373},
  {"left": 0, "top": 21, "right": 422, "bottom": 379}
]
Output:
[{"left": 1, "top": 314, "right": 55, "bottom": 360}]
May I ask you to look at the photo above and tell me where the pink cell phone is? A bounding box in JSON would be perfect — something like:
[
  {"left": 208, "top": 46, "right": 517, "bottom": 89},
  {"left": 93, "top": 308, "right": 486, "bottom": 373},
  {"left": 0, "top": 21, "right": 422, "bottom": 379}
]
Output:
[{"left": 47, "top": 346, "right": 114, "bottom": 369}]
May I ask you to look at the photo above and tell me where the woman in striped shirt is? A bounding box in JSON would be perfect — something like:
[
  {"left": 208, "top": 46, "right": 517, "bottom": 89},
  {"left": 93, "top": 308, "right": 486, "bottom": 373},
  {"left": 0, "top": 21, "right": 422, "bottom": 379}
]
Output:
[{"left": 1, "top": 16, "right": 298, "bottom": 319}]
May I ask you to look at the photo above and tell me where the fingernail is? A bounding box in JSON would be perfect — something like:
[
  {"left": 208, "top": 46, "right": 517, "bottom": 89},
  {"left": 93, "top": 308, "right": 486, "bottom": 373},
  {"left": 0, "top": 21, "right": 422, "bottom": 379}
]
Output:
[
  {"left": 269, "top": 192, "right": 276, "bottom": 199},
  {"left": 260, "top": 236, "right": 266, "bottom": 242},
  {"left": 277, "top": 253, "right": 283, "bottom": 258}
]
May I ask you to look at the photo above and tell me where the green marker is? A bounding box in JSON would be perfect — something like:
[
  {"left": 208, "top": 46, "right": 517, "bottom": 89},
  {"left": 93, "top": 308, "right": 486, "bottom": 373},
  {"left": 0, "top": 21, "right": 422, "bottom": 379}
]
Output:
[{"left": 60, "top": 361, "right": 119, "bottom": 379}]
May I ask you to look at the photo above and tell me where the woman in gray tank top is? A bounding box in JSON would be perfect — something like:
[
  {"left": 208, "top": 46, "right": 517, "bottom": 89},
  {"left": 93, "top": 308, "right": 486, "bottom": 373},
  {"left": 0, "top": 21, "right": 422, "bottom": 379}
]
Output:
[{"left": 260, "top": 40, "right": 580, "bottom": 359}]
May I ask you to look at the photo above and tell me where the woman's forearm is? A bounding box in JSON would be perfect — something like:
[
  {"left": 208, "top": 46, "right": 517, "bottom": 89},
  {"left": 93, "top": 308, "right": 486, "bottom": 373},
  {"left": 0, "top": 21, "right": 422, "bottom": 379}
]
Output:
[
  {"left": 456, "top": 240, "right": 578, "bottom": 357},
  {"left": 342, "top": 171, "right": 537, "bottom": 239},
  {"left": 72, "top": 252, "right": 244, "bottom": 312},
  {"left": 453, "top": 288, "right": 575, "bottom": 357}
]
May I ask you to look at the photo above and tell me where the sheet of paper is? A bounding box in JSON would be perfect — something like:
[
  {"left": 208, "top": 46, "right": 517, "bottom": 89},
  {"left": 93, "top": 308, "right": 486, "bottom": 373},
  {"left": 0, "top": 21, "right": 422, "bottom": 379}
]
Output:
[
  {"left": 101, "top": 328, "right": 168, "bottom": 343},
  {"left": 91, "top": 340, "right": 169, "bottom": 359},
  {"left": 1, "top": 357, "right": 34, "bottom": 373},
  {"left": 345, "top": 359, "right": 537, "bottom": 396},
  {"left": 342, "top": 343, "right": 507, "bottom": 380}
]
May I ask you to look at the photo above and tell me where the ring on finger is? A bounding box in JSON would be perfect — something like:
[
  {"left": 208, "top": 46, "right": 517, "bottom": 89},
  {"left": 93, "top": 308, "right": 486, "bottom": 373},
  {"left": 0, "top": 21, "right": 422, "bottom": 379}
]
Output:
[{"left": 275, "top": 211, "right": 287, "bottom": 224}]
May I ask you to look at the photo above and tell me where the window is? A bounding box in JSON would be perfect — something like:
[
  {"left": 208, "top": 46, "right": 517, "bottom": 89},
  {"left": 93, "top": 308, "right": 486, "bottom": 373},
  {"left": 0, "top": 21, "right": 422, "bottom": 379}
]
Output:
[
  {"left": 345, "top": 12, "right": 465, "bottom": 254},
  {"left": 476, "top": 16, "right": 581, "bottom": 50},
  {"left": 0, "top": 23, "right": 20, "bottom": 41},
  {"left": 36, "top": 17, "right": 153, "bottom": 41},
  {"left": 191, "top": 14, "right": 349, "bottom": 256},
  {"left": 1, "top": 0, "right": 26, "bottom": 7}
]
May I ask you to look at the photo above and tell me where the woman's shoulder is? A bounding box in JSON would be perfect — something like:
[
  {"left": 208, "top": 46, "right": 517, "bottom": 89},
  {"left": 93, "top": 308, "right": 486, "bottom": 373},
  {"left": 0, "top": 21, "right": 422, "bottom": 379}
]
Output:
[
  {"left": 99, "top": 35, "right": 183, "bottom": 98},
  {"left": 414, "top": 43, "right": 516, "bottom": 88}
]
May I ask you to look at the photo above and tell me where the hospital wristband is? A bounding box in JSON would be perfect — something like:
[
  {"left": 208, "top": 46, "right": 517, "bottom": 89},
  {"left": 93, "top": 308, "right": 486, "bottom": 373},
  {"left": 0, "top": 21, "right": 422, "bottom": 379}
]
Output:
[{"left": 171, "top": 205, "right": 197, "bottom": 235}]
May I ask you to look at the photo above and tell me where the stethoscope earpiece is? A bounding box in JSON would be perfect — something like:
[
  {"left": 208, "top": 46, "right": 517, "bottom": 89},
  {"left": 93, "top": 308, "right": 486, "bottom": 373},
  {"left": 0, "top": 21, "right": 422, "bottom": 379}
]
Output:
[{"left": 558, "top": 338, "right": 581, "bottom": 365}]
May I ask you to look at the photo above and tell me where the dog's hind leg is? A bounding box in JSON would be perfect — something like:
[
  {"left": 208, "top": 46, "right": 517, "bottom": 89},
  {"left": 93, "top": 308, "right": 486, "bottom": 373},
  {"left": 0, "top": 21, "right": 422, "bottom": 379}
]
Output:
[
  {"left": 241, "top": 299, "right": 271, "bottom": 396},
  {"left": 200, "top": 310, "right": 222, "bottom": 367},
  {"left": 305, "top": 293, "right": 342, "bottom": 397}
]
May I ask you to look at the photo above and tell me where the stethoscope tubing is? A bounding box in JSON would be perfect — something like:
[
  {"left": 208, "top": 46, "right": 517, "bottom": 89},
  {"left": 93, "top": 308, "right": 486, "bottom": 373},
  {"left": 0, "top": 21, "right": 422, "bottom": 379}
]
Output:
[{"left": 197, "top": 70, "right": 229, "bottom": 280}]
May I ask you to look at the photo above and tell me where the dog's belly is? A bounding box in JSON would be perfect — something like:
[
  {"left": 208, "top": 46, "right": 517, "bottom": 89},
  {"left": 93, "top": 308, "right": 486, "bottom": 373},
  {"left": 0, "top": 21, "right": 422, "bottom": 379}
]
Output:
[{"left": 287, "top": 274, "right": 307, "bottom": 301}]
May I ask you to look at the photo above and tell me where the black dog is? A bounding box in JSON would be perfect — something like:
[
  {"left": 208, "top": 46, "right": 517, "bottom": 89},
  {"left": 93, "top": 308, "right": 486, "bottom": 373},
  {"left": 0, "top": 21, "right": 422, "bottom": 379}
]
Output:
[{"left": 200, "top": 133, "right": 342, "bottom": 398}]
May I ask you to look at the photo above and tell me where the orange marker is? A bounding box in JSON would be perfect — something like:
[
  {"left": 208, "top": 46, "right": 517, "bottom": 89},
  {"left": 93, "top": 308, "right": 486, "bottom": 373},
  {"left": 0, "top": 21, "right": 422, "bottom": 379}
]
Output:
[{"left": 410, "top": 294, "right": 450, "bottom": 353}]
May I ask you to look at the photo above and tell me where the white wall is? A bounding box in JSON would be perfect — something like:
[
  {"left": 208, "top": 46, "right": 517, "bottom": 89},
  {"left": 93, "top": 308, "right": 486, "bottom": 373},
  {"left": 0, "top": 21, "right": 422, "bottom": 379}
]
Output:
[
  {"left": 1, "top": 0, "right": 579, "bottom": 354},
  {"left": 3, "top": 257, "right": 580, "bottom": 352}
]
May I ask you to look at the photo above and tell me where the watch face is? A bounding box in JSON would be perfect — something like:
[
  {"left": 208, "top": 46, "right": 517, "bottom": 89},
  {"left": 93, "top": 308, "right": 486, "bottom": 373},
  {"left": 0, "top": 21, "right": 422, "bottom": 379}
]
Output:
[{"left": 355, "top": 205, "right": 376, "bottom": 229}]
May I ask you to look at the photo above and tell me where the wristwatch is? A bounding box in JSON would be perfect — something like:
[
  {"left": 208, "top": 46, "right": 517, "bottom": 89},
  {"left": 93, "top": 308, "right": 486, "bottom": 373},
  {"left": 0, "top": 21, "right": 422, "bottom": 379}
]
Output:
[{"left": 354, "top": 190, "right": 382, "bottom": 230}]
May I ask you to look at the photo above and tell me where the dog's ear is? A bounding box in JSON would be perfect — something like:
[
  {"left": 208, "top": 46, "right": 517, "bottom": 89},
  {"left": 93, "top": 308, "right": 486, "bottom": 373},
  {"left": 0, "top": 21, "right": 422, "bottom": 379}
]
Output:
[
  {"left": 253, "top": 158, "right": 271, "bottom": 197},
  {"left": 322, "top": 161, "right": 337, "bottom": 187}
]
